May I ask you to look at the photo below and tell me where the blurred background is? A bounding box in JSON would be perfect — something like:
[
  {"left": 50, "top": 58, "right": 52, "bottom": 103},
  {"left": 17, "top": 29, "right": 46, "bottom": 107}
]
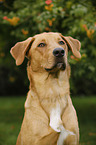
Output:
[
  {"left": 0, "top": 0, "right": 96, "bottom": 145},
  {"left": 0, "top": 0, "right": 96, "bottom": 96}
]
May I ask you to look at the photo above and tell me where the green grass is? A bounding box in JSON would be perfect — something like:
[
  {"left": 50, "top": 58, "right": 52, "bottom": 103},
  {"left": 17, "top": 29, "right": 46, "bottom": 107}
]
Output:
[
  {"left": 0, "top": 96, "right": 96, "bottom": 145},
  {"left": 72, "top": 97, "right": 96, "bottom": 145},
  {"left": 0, "top": 97, "right": 25, "bottom": 145}
]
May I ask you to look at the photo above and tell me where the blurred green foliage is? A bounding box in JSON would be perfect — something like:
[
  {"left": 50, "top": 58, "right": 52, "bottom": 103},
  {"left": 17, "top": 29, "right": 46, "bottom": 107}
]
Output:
[{"left": 0, "top": 0, "right": 96, "bottom": 96}]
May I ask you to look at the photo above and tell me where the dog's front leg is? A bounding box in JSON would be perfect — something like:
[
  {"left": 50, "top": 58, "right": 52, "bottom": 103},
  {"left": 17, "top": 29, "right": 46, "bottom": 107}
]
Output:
[
  {"left": 49, "top": 103, "right": 75, "bottom": 145},
  {"left": 57, "top": 127, "right": 75, "bottom": 145}
]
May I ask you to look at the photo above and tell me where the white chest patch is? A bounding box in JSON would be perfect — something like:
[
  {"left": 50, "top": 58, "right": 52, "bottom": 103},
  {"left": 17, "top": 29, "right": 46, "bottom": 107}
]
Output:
[
  {"left": 50, "top": 103, "right": 62, "bottom": 132},
  {"left": 49, "top": 103, "right": 75, "bottom": 145}
]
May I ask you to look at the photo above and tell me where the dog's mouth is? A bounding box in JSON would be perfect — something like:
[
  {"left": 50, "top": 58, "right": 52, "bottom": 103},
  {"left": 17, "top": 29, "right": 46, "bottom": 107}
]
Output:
[{"left": 45, "top": 59, "right": 66, "bottom": 72}]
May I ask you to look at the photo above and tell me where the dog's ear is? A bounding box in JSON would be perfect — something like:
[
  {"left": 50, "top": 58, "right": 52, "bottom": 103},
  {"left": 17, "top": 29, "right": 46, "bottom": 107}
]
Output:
[
  {"left": 10, "top": 37, "right": 34, "bottom": 65},
  {"left": 60, "top": 35, "right": 81, "bottom": 58}
]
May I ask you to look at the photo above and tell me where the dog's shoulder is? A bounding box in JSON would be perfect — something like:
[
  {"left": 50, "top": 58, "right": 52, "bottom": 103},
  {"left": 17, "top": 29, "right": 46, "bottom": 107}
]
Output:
[{"left": 25, "top": 90, "right": 38, "bottom": 108}]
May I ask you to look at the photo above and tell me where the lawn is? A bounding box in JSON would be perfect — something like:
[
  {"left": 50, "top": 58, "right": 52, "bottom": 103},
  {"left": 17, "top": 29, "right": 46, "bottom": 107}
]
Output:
[{"left": 0, "top": 96, "right": 96, "bottom": 145}]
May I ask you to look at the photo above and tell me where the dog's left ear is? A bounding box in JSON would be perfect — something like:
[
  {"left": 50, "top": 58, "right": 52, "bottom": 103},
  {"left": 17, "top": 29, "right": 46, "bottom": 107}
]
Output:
[
  {"left": 10, "top": 37, "right": 34, "bottom": 66},
  {"left": 60, "top": 34, "right": 81, "bottom": 58}
]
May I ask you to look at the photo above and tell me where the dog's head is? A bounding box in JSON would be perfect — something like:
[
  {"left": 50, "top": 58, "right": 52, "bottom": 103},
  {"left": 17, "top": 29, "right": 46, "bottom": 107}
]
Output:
[{"left": 10, "top": 32, "right": 81, "bottom": 73}]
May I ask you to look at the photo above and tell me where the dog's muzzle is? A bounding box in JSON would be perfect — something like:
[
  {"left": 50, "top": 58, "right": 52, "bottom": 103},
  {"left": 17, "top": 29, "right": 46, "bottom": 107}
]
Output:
[{"left": 45, "top": 48, "right": 66, "bottom": 72}]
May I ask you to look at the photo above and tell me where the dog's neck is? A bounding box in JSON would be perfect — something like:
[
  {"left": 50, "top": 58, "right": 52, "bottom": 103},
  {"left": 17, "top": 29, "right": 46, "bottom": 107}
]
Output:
[
  {"left": 27, "top": 65, "right": 70, "bottom": 115},
  {"left": 28, "top": 64, "right": 70, "bottom": 98},
  {"left": 27, "top": 65, "right": 70, "bottom": 90}
]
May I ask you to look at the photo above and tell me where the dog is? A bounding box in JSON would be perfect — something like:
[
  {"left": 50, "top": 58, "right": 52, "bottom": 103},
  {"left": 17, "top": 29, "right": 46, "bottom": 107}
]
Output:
[{"left": 10, "top": 32, "right": 81, "bottom": 145}]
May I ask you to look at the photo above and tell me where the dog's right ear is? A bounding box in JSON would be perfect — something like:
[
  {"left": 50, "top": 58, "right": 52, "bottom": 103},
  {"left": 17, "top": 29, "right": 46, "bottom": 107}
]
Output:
[
  {"left": 60, "top": 34, "right": 81, "bottom": 58},
  {"left": 10, "top": 37, "right": 34, "bottom": 66}
]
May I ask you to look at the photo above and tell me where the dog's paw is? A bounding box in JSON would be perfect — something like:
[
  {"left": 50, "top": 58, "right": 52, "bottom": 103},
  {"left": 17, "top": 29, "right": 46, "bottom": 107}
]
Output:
[{"left": 57, "top": 127, "right": 75, "bottom": 145}]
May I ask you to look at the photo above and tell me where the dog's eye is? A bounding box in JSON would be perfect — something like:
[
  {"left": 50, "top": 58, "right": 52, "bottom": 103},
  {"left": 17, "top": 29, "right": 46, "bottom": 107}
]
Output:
[
  {"left": 59, "top": 41, "right": 65, "bottom": 45},
  {"left": 38, "top": 43, "right": 46, "bottom": 47}
]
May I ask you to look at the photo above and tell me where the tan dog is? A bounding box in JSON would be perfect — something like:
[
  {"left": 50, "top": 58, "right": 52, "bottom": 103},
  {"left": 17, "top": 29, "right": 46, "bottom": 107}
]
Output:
[{"left": 10, "top": 32, "right": 81, "bottom": 145}]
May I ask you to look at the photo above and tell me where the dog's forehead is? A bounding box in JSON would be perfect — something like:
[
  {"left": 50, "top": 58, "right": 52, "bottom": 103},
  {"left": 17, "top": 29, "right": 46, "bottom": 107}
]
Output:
[{"left": 34, "top": 32, "right": 61, "bottom": 41}]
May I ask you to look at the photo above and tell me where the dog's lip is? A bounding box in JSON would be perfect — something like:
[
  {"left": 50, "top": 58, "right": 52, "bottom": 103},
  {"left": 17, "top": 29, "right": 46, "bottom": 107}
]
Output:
[
  {"left": 45, "top": 62, "right": 66, "bottom": 72},
  {"left": 56, "top": 63, "right": 64, "bottom": 69}
]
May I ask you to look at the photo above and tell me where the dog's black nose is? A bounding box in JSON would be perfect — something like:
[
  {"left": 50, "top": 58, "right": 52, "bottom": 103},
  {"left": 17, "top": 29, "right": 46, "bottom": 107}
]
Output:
[{"left": 53, "top": 48, "right": 65, "bottom": 57}]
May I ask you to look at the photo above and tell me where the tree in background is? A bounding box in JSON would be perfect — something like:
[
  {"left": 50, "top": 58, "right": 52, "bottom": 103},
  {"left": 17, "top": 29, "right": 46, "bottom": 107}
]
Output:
[{"left": 0, "top": 0, "right": 96, "bottom": 96}]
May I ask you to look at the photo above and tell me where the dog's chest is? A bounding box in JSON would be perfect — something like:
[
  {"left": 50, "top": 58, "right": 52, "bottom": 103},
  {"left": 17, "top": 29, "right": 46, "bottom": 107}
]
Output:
[
  {"left": 39, "top": 82, "right": 68, "bottom": 117},
  {"left": 32, "top": 71, "right": 69, "bottom": 115}
]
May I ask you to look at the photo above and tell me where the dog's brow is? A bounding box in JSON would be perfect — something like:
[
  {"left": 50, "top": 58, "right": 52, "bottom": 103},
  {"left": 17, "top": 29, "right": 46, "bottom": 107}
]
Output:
[
  {"left": 58, "top": 38, "right": 61, "bottom": 40},
  {"left": 40, "top": 39, "right": 46, "bottom": 42}
]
